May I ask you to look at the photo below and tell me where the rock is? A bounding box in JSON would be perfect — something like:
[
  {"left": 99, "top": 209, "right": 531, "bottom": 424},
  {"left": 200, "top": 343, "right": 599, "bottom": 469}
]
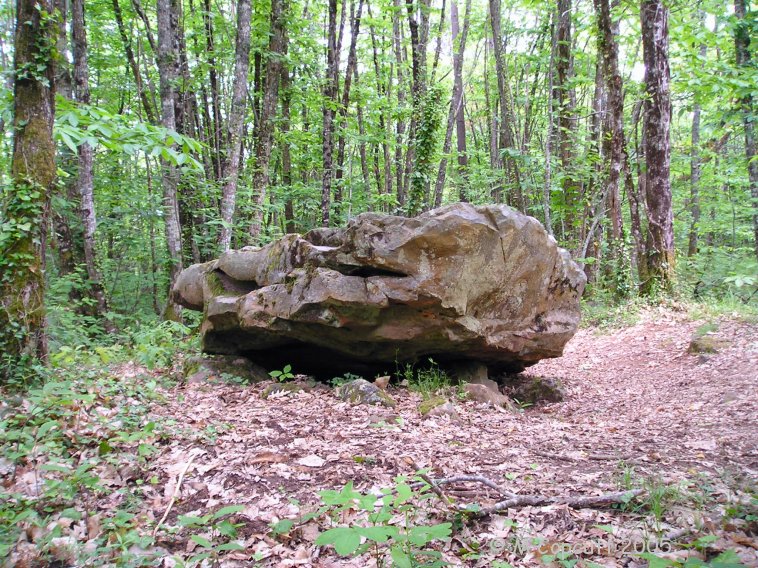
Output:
[
  {"left": 428, "top": 401, "right": 459, "bottom": 419},
  {"left": 448, "top": 361, "right": 487, "bottom": 383},
  {"left": 418, "top": 396, "right": 449, "bottom": 416},
  {"left": 261, "top": 382, "right": 303, "bottom": 399},
  {"left": 374, "top": 375, "right": 391, "bottom": 390},
  {"left": 337, "top": 379, "right": 397, "bottom": 407},
  {"left": 510, "top": 376, "right": 565, "bottom": 404},
  {"left": 184, "top": 355, "right": 269, "bottom": 384},
  {"left": 463, "top": 383, "right": 515, "bottom": 411},
  {"left": 49, "top": 537, "right": 79, "bottom": 565},
  {"left": 173, "top": 203, "right": 585, "bottom": 377},
  {"left": 688, "top": 335, "right": 728, "bottom": 354},
  {"left": 449, "top": 360, "right": 501, "bottom": 391}
]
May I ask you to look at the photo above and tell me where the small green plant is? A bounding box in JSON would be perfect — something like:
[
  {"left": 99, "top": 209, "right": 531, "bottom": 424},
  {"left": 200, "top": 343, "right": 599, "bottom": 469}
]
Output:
[
  {"left": 269, "top": 364, "right": 295, "bottom": 382},
  {"left": 315, "top": 476, "right": 452, "bottom": 567},
  {"left": 130, "top": 320, "right": 193, "bottom": 370},
  {"left": 639, "top": 549, "right": 747, "bottom": 567},
  {"left": 403, "top": 359, "right": 452, "bottom": 399},
  {"left": 331, "top": 372, "right": 362, "bottom": 387},
  {"left": 173, "top": 505, "right": 248, "bottom": 567}
]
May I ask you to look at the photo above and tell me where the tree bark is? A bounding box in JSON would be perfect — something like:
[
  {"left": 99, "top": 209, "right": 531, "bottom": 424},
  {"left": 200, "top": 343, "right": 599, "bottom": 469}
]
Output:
[
  {"left": 687, "top": 47, "right": 704, "bottom": 257},
  {"left": 334, "top": 0, "right": 365, "bottom": 208},
  {"left": 733, "top": 0, "right": 758, "bottom": 259},
  {"left": 556, "top": 0, "right": 578, "bottom": 236},
  {"left": 595, "top": 0, "right": 624, "bottom": 243},
  {"left": 112, "top": 0, "right": 157, "bottom": 123},
  {"left": 321, "top": 0, "right": 340, "bottom": 226},
  {"left": 250, "top": 0, "right": 287, "bottom": 241},
  {"left": 452, "top": 0, "right": 470, "bottom": 201},
  {"left": 1, "top": 0, "right": 56, "bottom": 379},
  {"left": 640, "top": 0, "right": 674, "bottom": 294},
  {"left": 72, "top": 0, "right": 117, "bottom": 333},
  {"left": 218, "top": 0, "right": 251, "bottom": 250},
  {"left": 156, "top": 0, "right": 184, "bottom": 319},
  {"left": 488, "top": 0, "right": 522, "bottom": 207},
  {"left": 434, "top": 0, "right": 471, "bottom": 206}
]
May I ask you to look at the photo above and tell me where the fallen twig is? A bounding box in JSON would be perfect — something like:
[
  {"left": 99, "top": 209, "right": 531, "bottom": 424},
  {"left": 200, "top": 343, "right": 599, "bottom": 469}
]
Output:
[
  {"left": 533, "top": 450, "right": 638, "bottom": 463},
  {"left": 412, "top": 472, "right": 644, "bottom": 517},
  {"left": 468, "top": 488, "right": 645, "bottom": 517},
  {"left": 153, "top": 449, "right": 203, "bottom": 536}
]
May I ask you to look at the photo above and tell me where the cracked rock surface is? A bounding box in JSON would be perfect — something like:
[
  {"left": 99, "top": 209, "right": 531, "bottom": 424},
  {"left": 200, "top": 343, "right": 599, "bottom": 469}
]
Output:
[{"left": 173, "top": 203, "right": 586, "bottom": 376}]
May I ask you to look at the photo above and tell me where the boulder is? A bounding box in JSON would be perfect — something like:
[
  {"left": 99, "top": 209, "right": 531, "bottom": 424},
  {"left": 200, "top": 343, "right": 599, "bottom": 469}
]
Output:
[
  {"left": 337, "top": 378, "right": 397, "bottom": 407},
  {"left": 173, "top": 203, "right": 585, "bottom": 377},
  {"left": 463, "top": 383, "right": 515, "bottom": 410},
  {"left": 510, "top": 376, "right": 565, "bottom": 404},
  {"left": 183, "top": 355, "right": 269, "bottom": 384}
]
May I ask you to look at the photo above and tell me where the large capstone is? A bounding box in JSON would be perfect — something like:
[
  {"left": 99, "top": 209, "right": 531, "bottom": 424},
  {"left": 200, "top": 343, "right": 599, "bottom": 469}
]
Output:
[{"left": 173, "top": 203, "right": 586, "bottom": 377}]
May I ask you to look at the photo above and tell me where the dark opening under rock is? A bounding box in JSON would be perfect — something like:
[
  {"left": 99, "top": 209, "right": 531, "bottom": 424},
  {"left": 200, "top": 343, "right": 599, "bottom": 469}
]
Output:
[{"left": 173, "top": 203, "right": 586, "bottom": 378}]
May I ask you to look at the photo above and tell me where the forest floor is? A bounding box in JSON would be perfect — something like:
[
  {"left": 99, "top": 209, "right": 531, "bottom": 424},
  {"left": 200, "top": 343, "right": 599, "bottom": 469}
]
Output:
[{"left": 3, "top": 306, "right": 757, "bottom": 567}]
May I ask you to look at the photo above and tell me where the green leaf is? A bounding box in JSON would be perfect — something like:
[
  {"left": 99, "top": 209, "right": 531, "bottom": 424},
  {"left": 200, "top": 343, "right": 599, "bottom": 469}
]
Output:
[
  {"left": 315, "top": 527, "right": 362, "bottom": 556},
  {"left": 390, "top": 545, "right": 413, "bottom": 568},
  {"left": 407, "top": 523, "right": 451, "bottom": 545},
  {"left": 271, "top": 519, "right": 295, "bottom": 535},
  {"left": 637, "top": 553, "right": 676, "bottom": 568},
  {"left": 356, "top": 525, "right": 397, "bottom": 542},
  {"left": 216, "top": 542, "right": 245, "bottom": 552},
  {"left": 212, "top": 505, "right": 245, "bottom": 520},
  {"left": 36, "top": 420, "right": 58, "bottom": 438},
  {"left": 190, "top": 535, "right": 213, "bottom": 549}
]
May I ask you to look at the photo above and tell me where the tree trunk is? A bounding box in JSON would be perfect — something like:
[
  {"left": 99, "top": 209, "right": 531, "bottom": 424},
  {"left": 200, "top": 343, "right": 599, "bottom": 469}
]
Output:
[
  {"left": 1, "top": 0, "right": 57, "bottom": 379},
  {"left": 73, "top": 0, "right": 117, "bottom": 333},
  {"left": 687, "top": 48, "right": 704, "bottom": 257},
  {"left": 640, "top": 0, "right": 674, "bottom": 294},
  {"left": 595, "top": 0, "right": 624, "bottom": 244},
  {"left": 334, "top": 0, "right": 365, "bottom": 210},
  {"left": 434, "top": 0, "right": 471, "bottom": 206},
  {"left": 556, "top": 0, "right": 578, "bottom": 236},
  {"left": 112, "top": 0, "right": 157, "bottom": 123},
  {"left": 156, "top": 0, "right": 184, "bottom": 320},
  {"left": 733, "top": 0, "right": 758, "bottom": 259},
  {"left": 250, "top": 0, "right": 287, "bottom": 241},
  {"left": 218, "top": 0, "right": 252, "bottom": 250},
  {"left": 452, "top": 0, "right": 470, "bottom": 201},
  {"left": 321, "top": 0, "right": 340, "bottom": 226},
  {"left": 488, "top": 0, "right": 522, "bottom": 207}
]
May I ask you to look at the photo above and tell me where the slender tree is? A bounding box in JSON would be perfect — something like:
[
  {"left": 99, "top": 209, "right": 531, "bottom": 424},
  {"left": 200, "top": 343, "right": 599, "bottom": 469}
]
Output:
[
  {"left": 1, "top": 0, "right": 57, "bottom": 378},
  {"left": 156, "top": 0, "right": 184, "bottom": 318},
  {"left": 452, "top": 0, "right": 470, "bottom": 201},
  {"left": 219, "top": 0, "right": 252, "bottom": 250},
  {"left": 687, "top": 42, "right": 705, "bottom": 257},
  {"left": 72, "top": 0, "right": 117, "bottom": 332},
  {"left": 321, "top": 0, "right": 340, "bottom": 226},
  {"left": 595, "top": 0, "right": 625, "bottom": 254},
  {"left": 250, "top": 0, "right": 287, "bottom": 240},
  {"left": 733, "top": 0, "right": 758, "bottom": 259},
  {"left": 641, "top": 0, "right": 674, "bottom": 293}
]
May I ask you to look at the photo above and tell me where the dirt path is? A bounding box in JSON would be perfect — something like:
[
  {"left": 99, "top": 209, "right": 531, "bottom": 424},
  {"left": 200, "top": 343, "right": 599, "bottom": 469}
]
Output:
[{"left": 149, "top": 309, "right": 758, "bottom": 566}]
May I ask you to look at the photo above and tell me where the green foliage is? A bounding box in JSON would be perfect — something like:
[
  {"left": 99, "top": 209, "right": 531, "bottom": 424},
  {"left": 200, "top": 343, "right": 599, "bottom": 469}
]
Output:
[
  {"left": 401, "top": 359, "right": 452, "bottom": 399},
  {"left": 407, "top": 85, "right": 445, "bottom": 217},
  {"left": 55, "top": 99, "right": 204, "bottom": 171},
  {"left": 269, "top": 363, "right": 295, "bottom": 382},
  {"left": 639, "top": 549, "right": 747, "bottom": 567},
  {"left": 172, "top": 505, "right": 248, "bottom": 567},
  {"left": 315, "top": 477, "right": 452, "bottom": 566},
  {"left": 0, "top": 358, "right": 174, "bottom": 565},
  {"left": 331, "top": 371, "right": 363, "bottom": 387},
  {"left": 129, "top": 320, "right": 193, "bottom": 370}
]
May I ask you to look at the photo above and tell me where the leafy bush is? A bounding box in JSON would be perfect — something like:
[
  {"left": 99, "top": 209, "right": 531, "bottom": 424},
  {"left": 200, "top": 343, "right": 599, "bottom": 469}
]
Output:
[{"left": 315, "top": 476, "right": 452, "bottom": 567}]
